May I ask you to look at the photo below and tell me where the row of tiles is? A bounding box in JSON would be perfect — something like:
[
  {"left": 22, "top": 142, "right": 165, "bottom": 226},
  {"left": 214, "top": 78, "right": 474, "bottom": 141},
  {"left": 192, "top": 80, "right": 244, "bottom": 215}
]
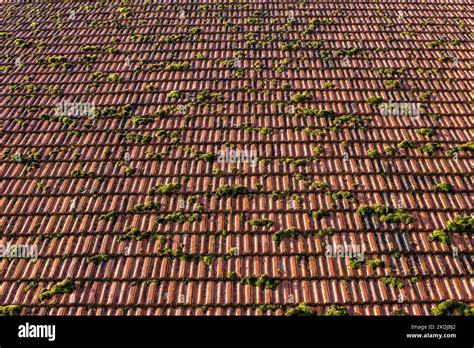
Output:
[
  {"left": 1, "top": 196, "right": 472, "bottom": 228},
  {"left": 0, "top": 169, "right": 472, "bottom": 198},
  {"left": 2, "top": 71, "right": 471, "bottom": 92},
  {"left": 2, "top": 250, "right": 472, "bottom": 280},
  {"left": 15, "top": 302, "right": 474, "bottom": 316},
  {"left": 2, "top": 14, "right": 471, "bottom": 31},
  {"left": 3, "top": 121, "right": 473, "bottom": 140},
  {"left": 2, "top": 276, "right": 472, "bottom": 307},
  {"left": 1, "top": 154, "right": 471, "bottom": 180}
]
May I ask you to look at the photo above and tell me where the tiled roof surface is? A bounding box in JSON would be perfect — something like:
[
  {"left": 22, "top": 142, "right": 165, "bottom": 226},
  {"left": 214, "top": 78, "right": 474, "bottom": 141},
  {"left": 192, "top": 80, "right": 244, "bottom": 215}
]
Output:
[{"left": 0, "top": 1, "right": 472, "bottom": 316}]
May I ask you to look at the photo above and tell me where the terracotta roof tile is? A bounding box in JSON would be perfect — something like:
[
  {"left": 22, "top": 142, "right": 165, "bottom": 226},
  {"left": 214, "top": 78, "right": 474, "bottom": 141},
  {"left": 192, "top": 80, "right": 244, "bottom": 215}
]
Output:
[{"left": 0, "top": 0, "right": 472, "bottom": 316}]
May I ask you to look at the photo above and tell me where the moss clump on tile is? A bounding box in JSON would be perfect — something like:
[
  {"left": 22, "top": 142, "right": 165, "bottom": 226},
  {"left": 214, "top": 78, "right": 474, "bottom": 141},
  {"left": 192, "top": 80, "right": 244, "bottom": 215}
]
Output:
[
  {"left": 334, "top": 47, "right": 360, "bottom": 57},
  {"left": 86, "top": 253, "right": 110, "bottom": 265},
  {"left": 357, "top": 204, "right": 413, "bottom": 225},
  {"left": 190, "top": 26, "right": 202, "bottom": 34},
  {"left": 447, "top": 142, "right": 474, "bottom": 156},
  {"left": 184, "top": 147, "right": 216, "bottom": 162},
  {"left": 446, "top": 215, "right": 473, "bottom": 233},
  {"left": 242, "top": 122, "right": 273, "bottom": 135},
  {"left": 367, "top": 149, "right": 378, "bottom": 159},
  {"left": 156, "top": 247, "right": 199, "bottom": 261},
  {"left": 379, "top": 211, "right": 414, "bottom": 224},
  {"left": 324, "top": 81, "right": 335, "bottom": 89},
  {"left": 155, "top": 130, "right": 180, "bottom": 144},
  {"left": 356, "top": 204, "right": 372, "bottom": 217},
  {"left": 107, "top": 73, "right": 122, "bottom": 83},
  {"left": 367, "top": 258, "right": 384, "bottom": 269},
  {"left": 0, "top": 32, "right": 13, "bottom": 39},
  {"left": 13, "top": 38, "right": 32, "bottom": 48},
  {"left": 23, "top": 281, "right": 38, "bottom": 294},
  {"left": 383, "top": 79, "right": 401, "bottom": 89},
  {"left": 130, "top": 201, "right": 161, "bottom": 213},
  {"left": 215, "top": 184, "right": 249, "bottom": 198},
  {"left": 194, "top": 90, "right": 223, "bottom": 105},
  {"left": 155, "top": 211, "right": 202, "bottom": 224},
  {"left": 375, "top": 67, "right": 407, "bottom": 77},
  {"left": 125, "top": 132, "right": 152, "bottom": 144},
  {"left": 328, "top": 190, "right": 352, "bottom": 200},
  {"left": 167, "top": 90, "right": 183, "bottom": 100},
  {"left": 38, "top": 279, "right": 75, "bottom": 302},
  {"left": 145, "top": 151, "right": 165, "bottom": 160},
  {"left": 10, "top": 150, "right": 42, "bottom": 173},
  {"left": 397, "top": 140, "right": 418, "bottom": 149},
  {"left": 249, "top": 219, "right": 273, "bottom": 227},
  {"left": 308, "top": 181, "right": 329, "bottom": 192},
  {"left": 420, "top": 142, "right": 443, "bottom": 155},
  {"left": 380, "top": 276, "right": 404, "bottom": 289},
  {"left": 0, "top": 305, "right": 21, "bottom": 316},
  {"left": 117, "top": 7, "right": 133, "bottom": 18},
  {"left": 130, "top": 116, "right": 155, "bottom": 126},
  {"left": 240, "top": 274, "right": 278, "bottom": 290},
  {"left": 118, "top": 226, "right": 150, "bottom": 242},
  {"left": 147, "top": 183, "right": 181, "bottom": 195},
  {"left": 161, "top": 33, "right": 188, "bottom": 43},
  {"left": 226, "top": 271, "right": 238, "bottom": 281},
  {"left": 165, "top": 62, "right": 190, "bottom": 71},
  {"left": 432, "top": 182, "right": 454, "bottom": 193},
  {"left": 293, "top": 107, "right": 335, "bottom": 118},
  {"left": 98, "top": 211, "right": 119, "bottom": 222},
  {"left": 272, "top": 227, "right": 298, "bottom": 243},
  {"left": 431, "top": 300, "right": 474, "bottom": 316},
  {"left": 307, "top": 209, "right": 328, "bottom": 220},
  {"left": 317, "top": 227, "right": 334, "bottom": 237},
  {"left": 348, "top": 257, "right": 364, "bottom": 270},
  {"left": 37, "top": 55, "right": 71, "bottom": 69},
  {"left": 285, "top": 303, "right": 315, "bottom": 316},
  {"left": 425, "top": 40, "right": 443, "bottom": 48},
  {"left": 257, "top": 304, "right": 283, "bottom": 312},
  {"left": 416, "top": 128, "right": 436, "bottom": 137},
  {"left": 323, "top": 305, "right": 348, "bottom": 316},
  {"left": 70, "top": 168, "right": 94, "bottom": 178},
  {"left": 271, "top": 190, "right": 290, "bottom": 201},
  {"left": 366, "top": 95, "right": 383, "bottom": 106},
  {"left": 281, "top": 157, "right": 309, "bottom": 167},
  {"left": 313, "top": 146, "right": 325, "bottom": 155},
  {"left": 418, "top": 91, "right": 432, "bottom": 102},
  {"left": 202, "top": 255, "right": 212, "bottom": 266},
  {"left": 291, "top": 91, "right": 312, "bottom": 103},
  {"left": 438, "top": 55, "right": 454, "bottom": 64}
]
